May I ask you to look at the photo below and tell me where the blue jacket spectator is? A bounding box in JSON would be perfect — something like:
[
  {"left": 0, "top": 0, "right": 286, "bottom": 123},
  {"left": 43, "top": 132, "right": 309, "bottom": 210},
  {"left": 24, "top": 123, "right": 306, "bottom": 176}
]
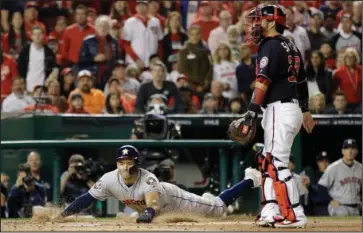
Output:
[{"left": 78, "top": 16, "right": 120, "bottom": 90}]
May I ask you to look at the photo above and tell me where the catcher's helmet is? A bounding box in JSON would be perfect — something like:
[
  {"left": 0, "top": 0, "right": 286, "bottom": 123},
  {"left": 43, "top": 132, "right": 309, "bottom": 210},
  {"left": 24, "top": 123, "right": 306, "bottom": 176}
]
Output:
[
  {"left": 246, "top": 5, "right": 287, "bottom": 44},
  {"left": 117, "top": 145, "right": 140, "bottom": 163}
]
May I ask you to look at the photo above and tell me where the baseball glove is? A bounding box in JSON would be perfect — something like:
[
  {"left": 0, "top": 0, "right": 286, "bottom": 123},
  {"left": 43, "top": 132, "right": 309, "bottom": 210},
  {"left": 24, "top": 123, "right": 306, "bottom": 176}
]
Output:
[{"left": 227, "top": 111, "right": 257, "bottom": 145}]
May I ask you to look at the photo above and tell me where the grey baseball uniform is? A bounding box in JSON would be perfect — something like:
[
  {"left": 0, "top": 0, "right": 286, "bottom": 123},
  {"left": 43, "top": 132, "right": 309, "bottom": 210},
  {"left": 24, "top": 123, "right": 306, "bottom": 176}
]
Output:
[
  {"left": 89, "top": 168, "right": 226, "bottom": 216},
  {"left": 318, "top": 159, "right": 362, "bottom": 216}
]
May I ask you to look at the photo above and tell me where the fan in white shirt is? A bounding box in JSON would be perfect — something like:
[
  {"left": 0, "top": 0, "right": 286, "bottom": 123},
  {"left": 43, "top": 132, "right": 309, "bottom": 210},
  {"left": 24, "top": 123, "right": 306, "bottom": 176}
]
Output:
[
  {"left": 212, "top": 42, "right": 238, "bottom": 100},
  {"left": 2, "top": 77, "right": 35, "bottom": 112}
]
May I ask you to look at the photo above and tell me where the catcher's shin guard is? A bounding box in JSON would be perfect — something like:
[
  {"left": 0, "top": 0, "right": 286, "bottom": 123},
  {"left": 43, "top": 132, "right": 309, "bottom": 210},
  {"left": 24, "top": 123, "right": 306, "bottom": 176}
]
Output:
[{"left": 264, "top": 153, "right": 297, "bottom": 222}]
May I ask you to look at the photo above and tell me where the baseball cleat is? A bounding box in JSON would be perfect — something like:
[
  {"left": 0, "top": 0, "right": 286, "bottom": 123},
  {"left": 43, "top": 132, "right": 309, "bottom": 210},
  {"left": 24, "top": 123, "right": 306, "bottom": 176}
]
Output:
[
  {"left": 274, "top": 219, "right": 307, "bottom": 228},
  {"left": 244, "top": 167, "right": 261, "bottom": 188}
]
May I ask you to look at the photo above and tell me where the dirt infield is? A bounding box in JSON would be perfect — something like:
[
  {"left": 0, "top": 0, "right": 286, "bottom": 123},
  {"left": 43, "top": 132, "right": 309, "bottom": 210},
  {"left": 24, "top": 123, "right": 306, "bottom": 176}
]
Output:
[{"left": 1, "top": 215, "right": 362, "bottom": 232}]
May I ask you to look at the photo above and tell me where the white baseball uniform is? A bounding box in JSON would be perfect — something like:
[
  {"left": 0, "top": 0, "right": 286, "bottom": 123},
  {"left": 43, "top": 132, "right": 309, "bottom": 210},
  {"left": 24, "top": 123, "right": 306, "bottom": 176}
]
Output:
[
  {"left": 89, "top": 168, "right": 226, "bottom": 216},
  {"left": 123, "top": 16, "right": 163, "bottom": 68},
  {"left": 318, "top": 159, "right": 362, "bottom": 216}
]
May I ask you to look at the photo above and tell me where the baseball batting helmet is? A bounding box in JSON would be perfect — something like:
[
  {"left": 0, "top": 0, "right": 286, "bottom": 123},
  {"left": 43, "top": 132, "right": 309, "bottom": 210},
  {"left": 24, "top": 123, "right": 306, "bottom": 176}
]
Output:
[
  {"left": 117, "top": 145, "right": 140, "bottom": 174},
  {"left": 246, "top": 5, "right": 288, "bottom": 44}
]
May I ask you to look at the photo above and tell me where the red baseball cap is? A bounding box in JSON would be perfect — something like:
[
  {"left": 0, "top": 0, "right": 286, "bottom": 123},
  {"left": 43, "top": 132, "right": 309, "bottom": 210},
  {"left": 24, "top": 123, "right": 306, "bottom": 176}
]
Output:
[{"left": 61, "top": 67, "right": 73, "bottom": 76}]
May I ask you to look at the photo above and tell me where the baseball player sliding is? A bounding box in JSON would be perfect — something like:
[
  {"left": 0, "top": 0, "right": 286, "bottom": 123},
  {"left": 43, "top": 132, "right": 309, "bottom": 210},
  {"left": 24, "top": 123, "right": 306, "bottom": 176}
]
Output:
[
  {"left": 54, "top": 145, "right": 262, "bottom": 223},
  {"left": 228, "top": 4, "right": 315, "bottom": 229}
]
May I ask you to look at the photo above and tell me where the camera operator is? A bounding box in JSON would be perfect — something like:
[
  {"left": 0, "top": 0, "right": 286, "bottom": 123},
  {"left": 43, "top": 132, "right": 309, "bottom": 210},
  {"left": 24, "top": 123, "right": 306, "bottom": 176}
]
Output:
[
  {"left": 60, "top": 154, "right": 95, "bottom": 206},
  {"left": 153, "top": 159, "right": 188, "bottom": 191},
  {"left": 1, "top": 173, "right": 10, "bottom": 218},
  {"left": 7, "top": 164, "right": 46, "bottom": 218}
]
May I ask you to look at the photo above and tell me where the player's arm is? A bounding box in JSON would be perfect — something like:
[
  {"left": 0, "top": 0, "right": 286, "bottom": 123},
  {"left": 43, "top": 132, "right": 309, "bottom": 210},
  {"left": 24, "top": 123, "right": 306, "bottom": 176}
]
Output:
[
  {"left": 136, "top": 176, "right": 162, "bottom": 223},
  {"left": 297, "top": 53, "right": 316, "bottom": 133}
]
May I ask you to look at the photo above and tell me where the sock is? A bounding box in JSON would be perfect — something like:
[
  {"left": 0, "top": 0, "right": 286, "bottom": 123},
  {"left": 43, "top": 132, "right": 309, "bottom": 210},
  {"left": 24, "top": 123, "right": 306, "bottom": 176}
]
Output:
[{"left": 218, "top": 179, "right": 253, "bottom": 206}]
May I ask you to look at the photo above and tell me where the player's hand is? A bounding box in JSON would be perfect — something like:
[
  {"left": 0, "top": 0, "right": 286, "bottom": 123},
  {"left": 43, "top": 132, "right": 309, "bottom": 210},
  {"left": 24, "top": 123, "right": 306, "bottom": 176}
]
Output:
[
  {"left": 330, "top": 200, "right": 340, "bottom": 208},
  {"left": 136, "top": 212, "right": 153, "bottom": 223},
  {"left": 94, "top": 54, "right": 106, "bottom": 62},
  {"left": 302, "top": 112, "right": 316, "bottom": 133},
  {"left": 301, "top": 175, "right": 311, "bottom": 187},
  {"left": 136, "top": 59, "right": 145, "bottom": 70}
]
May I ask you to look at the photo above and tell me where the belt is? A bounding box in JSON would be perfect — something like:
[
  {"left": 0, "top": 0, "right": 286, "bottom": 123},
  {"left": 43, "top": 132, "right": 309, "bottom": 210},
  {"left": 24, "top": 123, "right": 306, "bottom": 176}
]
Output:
[
  {"left": 342, "top": 204, "right": 359, "bottom": 208},
  {"left": 280, "top": 98, "right": 299, "bottom": 104}
]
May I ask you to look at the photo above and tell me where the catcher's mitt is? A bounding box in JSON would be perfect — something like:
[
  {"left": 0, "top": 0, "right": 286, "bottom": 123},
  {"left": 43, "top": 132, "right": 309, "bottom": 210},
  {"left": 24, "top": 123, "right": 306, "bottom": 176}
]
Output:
[{"left": 227, "top": 111, "right": 257, "bottom": 145}]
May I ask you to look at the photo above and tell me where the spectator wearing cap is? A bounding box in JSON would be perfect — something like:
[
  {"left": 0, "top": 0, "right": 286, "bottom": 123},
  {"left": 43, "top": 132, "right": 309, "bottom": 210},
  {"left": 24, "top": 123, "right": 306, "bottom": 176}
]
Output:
[
  {"left": 135, "top": 61, "right": 184, "bottom": 113},
  {"left": 284, "top": 7, "right": 311, "bottom": 62},
  {"left": 352, "top": 1, "right": 362, "bottom": 33},
  {"left": 79, "top": 15, "right": 120, "bottom": 90},
  {"left": 1, "top": 11, "right": 29, "bottom": 60},
  {"left": 162, "top": 11, "right": 188, "bottom": 72},
  {"left": 320, "top": 41, "right": 337, "bottom": 70},
  {"left": 209, "top": 80, "right": 228, "bottom": 113},
  {"left": 315, "top": 139, "right": 362, "bottom": 217},
  {"left": 178, "top": 25, "right": 213, "bottom": 94},
  {"left": 307, "top": 11, "right": 328, "bottom": 51},
  {"left": 17, "top": 25, "right": 57, "bottom": 93},
  {"left": 2, "top": 77, "right": 35, "bottom": 113},
  {"left": 320, "top": 12, "right": 337, "bottom": 40},
  {"left": 192, "top": 1, "right": 220, "bottom": 43},
  {"left": 123, "top": 0, "right": 163, "bottom": 71},
  {"left": 110, "top": 1, "right": 130, "bottom": 23},
  {"left": 68, "top": 70, "right": 105, "bottom": 114},
  {"left": 104, "top": 61, "right": 140, "bottom": 96},
  {"left": 59, "top": 68, "right": 75, "bottom": 98},
  {"left": 66, "top": 93, "right": 89, "bottom": 114},
  {"left": 1, "top": 49, "right": 19, "bottom": 99},
  {"left": 200, "top": 93, "right": 219, "bottom": 114},
  {"left": 333, "top": 48, "right": 362, "bottom": 109},
  {"left": 166, "top": 54, "right": 181, "bottom": 83},
  {"left": 305, "top": 50, "right": 333, "bottom": 103},
  {"left": 236, "top": 43, "right": 256, "bottom": 104},
  {"left": 60, "top": 5, "right": 96, "bottom": 69},
  {"left": 148, "top": 0, "right": 166, "bottom": 28},
  {"left": 87, "top": 8, "right": 98, "bottom": 25},
  {"left": 23, "top": 1, "right": 47, "bottom": 42},
  {"left": 212, "top": 42, "right": 239, "bottom": 100},
  {"left": 331, "top": 14, "right": 362, "bottom": 55},
  {"left": 325, "top": 91, "right": 352, "bottom": 114},
  {"left": 208, "top": 10, "right": 232, "bottom": 55}
]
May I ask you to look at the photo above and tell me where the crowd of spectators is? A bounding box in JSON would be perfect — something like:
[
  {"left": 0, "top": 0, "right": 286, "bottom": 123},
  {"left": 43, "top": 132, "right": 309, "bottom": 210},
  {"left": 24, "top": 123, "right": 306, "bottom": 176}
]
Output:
[{"left": 1, "top": 0, "right": 362, "bottom": 115}]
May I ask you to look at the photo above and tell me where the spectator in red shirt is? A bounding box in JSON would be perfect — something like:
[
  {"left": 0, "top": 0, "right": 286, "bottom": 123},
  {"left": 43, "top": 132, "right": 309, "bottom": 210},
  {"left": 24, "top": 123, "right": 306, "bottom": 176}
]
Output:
[
  {"left": 148, "top": 0, "right": 166, "bottom": 28},
  {"left": 1, "top": 53, "right": 19, "bottom": 99},
  {"left": 66, "top": 93, "right": 89, "bottom": 114},
  {"left": 333, "top": 48, "right": 362, "bottom": 109},
  {"left": 23, "top": 1, "right": 47, "bottom": 41},
  {"left": 2, "top": 11, "right": 28, "bottom": 60},
  {"left": 320, "top": 41, "right": 336, "bottom": 70},
  {"left": 192, "top": 1, "right": 220, "bottom": 43},
  {"left": 60, "top": 5, "right": 96, "bottom": 68},
  {"left": 49, "top": 16, "right": 68, "bottom": 42},
  {"left": 110, "top": 0, "right": 130, "bottom": 23},
  {"left": 162, "top": 11, "right": 188, "bottom": 72}
]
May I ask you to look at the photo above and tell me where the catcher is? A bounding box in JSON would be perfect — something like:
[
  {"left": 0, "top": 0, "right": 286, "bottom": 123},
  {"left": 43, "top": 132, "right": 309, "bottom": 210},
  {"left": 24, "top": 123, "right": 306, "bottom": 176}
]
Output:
[
  {"left": 228, "top": 4, "right": 315, "bottom": 229},
  {"left": 54, "top": 145, "right": 262, "bottom": 223}
]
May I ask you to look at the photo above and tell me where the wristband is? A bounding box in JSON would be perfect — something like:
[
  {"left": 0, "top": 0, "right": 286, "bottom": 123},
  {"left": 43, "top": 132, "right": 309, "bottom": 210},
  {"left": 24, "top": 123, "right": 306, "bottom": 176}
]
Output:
[{"left": 145, "top": 207, "right": 155, "bottom": 218}]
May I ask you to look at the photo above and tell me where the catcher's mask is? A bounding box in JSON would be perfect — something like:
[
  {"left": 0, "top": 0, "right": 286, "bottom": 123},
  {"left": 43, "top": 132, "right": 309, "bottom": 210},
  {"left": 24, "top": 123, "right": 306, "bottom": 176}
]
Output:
[{"left": 245, "top": 5, "right": 288, "bottom": 44}]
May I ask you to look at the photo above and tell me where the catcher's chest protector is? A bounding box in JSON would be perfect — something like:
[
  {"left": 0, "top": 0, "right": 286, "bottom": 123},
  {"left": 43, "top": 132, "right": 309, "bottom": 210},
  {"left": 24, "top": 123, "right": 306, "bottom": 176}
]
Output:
[{"left": 262, "top": 153, "right": 298, "bottom": 222}]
